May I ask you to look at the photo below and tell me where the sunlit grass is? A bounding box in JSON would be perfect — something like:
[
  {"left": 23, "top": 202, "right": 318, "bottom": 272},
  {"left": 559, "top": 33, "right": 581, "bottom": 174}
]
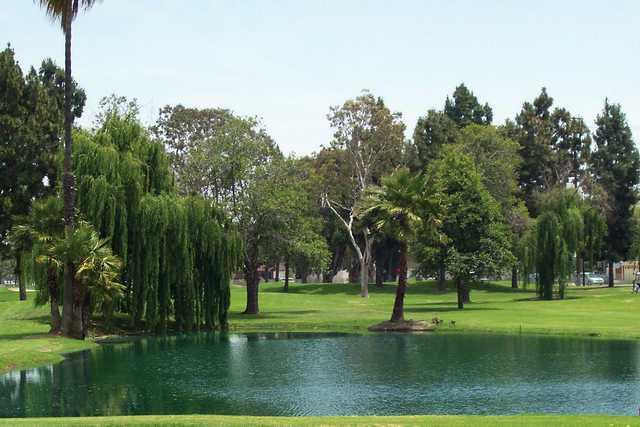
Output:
[
  {"left": 229, "top": 279, "right": 640, "bottom": 340},
  {"left": 0, "top": 414, "right": 639, "bottom": 426}
]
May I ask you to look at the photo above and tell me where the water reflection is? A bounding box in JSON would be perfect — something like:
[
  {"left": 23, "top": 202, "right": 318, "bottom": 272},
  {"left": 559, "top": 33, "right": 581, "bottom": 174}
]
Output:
[{"left": 1, "top": 333, "right": 640, "bottom": 417}]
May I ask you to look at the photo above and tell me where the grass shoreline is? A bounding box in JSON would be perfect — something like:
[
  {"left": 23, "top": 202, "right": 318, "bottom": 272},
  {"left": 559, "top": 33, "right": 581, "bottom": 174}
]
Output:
[{"left": 1, "top": 414, "right": 640, "bottom": 426}]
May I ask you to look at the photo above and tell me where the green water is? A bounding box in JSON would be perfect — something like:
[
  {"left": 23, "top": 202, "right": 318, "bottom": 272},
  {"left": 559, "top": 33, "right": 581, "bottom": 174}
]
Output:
[{"left": 2, "top": 332, "right": 640, "bottom": 417}]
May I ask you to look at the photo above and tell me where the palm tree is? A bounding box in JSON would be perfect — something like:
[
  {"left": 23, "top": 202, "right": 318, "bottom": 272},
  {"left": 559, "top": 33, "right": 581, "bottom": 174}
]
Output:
[
  {"left": 36, "top": 0, "right": 100, "bottom": 337},
  {"left": 20, "top": 197, "right": 65, "bottom": 332},
  {"left": 45, "top": 222, "right": 123, "bottom": 338},
  {"left": 360, "top": 168, "right": 438, "bottom": 322}
]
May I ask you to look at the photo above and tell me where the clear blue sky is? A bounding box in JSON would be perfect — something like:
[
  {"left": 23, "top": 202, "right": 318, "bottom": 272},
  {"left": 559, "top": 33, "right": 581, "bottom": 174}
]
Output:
[{"left": 2, "top": 0, "right": 639, "bottom": 154}]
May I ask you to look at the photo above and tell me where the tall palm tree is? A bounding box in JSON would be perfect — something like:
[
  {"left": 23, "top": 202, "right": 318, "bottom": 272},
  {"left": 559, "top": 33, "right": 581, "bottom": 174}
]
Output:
[
  {"left": 360, "top": 169, "right": 439, "bottom": 322},
  {"left": 36, "top": 0, "right": 100, "bottom": 337}
]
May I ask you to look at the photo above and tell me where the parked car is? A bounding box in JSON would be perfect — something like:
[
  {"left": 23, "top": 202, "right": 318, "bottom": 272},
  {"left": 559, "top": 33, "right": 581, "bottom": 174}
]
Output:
[{"left": 583, "top": 272, "right": 604, "bottom": 286}]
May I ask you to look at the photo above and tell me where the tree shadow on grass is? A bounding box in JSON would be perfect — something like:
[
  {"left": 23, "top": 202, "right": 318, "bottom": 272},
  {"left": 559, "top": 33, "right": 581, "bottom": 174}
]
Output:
[
  {"left": 228, "top": 310, "right": 321, "bottom": 320},
  {"left": 261, "top": 281, "right": 535, "bottom": 296},
  {"left": 511, "top": 296, "right": 583, "bottom": 302},
  {"left": 406, "top": 305, "right": 501, "bottom": 313},
  {"left": 0, "top": 332, "right": 52, "bottom": 341}
]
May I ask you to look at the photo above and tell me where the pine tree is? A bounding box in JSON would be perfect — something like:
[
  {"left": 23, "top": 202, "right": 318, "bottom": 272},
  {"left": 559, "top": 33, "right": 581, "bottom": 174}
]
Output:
[{"left": 590, "top": 100, "right": 640, "bottom": 287}]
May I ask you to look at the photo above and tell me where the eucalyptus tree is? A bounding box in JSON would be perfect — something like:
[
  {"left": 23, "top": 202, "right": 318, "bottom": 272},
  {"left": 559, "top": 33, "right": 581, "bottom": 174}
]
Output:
[
  {"left": 360, "top": 169, "right": 439, "bottom": 321},
  {"left": 36, "top": 0, "right": 100, "bottom": 337},
  {"left": 590, "top": 100, "right": 640, "bottom": 287},
  {"left": 308, "top": 147, "right": 352, "bottom": 283},
  {"left": 324, "top": 91, "right": 405, "bottom": 297}
]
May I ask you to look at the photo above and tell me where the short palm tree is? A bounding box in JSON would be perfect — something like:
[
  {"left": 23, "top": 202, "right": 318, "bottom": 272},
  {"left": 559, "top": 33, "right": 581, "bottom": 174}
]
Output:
[
  {"left": 36, "top": 0, "right": 100, "bottom": 337},
  {"left": 360, "top": 168, "right": 438, "bottom": 322},
  {"left": 44, "top": 222, "right": 123, "bottom": 338},
  {"left": 17, "top": 197, "right": 65, "bottom": 332}
]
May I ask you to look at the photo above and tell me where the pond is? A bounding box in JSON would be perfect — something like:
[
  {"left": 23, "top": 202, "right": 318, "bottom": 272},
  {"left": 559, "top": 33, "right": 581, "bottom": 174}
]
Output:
[{"left": 2, "top": 332, "right": 640, "bottom": 417}]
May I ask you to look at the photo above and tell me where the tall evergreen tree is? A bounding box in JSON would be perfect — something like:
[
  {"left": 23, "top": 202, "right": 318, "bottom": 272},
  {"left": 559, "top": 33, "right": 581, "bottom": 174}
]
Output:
[
  {"left": 0, "top": 46, "right": 84, "bottom": 301},
  {"left": 444, "top": 83, "right": 493, "bottom": 127},
  {"left": 590, "top": 100, "right": 640, "bottom": 287},
  {"left": 410, "top": 110, "right": 459, "bottom": 171}
]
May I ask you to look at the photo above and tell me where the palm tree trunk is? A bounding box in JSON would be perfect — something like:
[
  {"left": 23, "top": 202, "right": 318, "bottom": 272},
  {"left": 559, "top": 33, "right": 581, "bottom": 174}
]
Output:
[
  {"left": 48, "top": 265, "right": 62, "bottom": 333},
  {"left": 390, "top": 241, "right": 408, "bottom": 322},
  {"left": 61, "top": 2, "right": 77, "bottom": 338}
]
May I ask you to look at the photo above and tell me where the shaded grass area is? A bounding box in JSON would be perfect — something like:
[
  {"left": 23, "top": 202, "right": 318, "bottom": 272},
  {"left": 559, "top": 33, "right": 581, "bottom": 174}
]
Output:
[{"left": 0, "top": 415, "right": 639, "bottom": 426}]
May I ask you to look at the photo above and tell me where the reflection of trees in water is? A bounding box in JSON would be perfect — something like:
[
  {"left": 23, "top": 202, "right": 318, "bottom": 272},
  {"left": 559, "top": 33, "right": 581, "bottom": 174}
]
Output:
[{"left": 1, "top": 333, "right": 639, "bottom": 417}]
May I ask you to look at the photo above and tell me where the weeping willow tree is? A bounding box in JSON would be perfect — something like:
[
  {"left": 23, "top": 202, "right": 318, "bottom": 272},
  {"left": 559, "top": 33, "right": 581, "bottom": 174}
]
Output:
[
  {"left": 535, "top": 189, "right": 584, "bottom": 300},
  {"left": 71, "top": 100, "right": 241, "bottom": 333}
]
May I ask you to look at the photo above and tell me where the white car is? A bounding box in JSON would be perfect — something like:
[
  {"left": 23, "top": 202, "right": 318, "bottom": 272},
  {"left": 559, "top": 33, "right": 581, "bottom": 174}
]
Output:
[{"left": 583, "top": 273, "right": 604, "bottom": 286}]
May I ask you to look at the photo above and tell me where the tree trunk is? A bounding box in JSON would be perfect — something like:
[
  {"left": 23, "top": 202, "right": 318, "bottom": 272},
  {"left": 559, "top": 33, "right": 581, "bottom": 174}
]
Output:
[
  {"left": 608, "top": 259, "right": 614, "bottom": 288},
  {"left": 375, "top": 266, "right": 384, "bottom": 288},
  {"left": 456, "top": 277, "right": 464, "bottom": 309},
  {"left": 284, "top": 258, "right": 289, "bottom": 292},
  {"left": 511, "top": 265, "right": 518, "bottom": 289},
  {"left": 462, "top": 285, "right": 471, "bottom": 303},
  {"left": 61, "top": 3, "right": 77, "bottom": 339},
  {"left": 575, "top": 255, "right": 581, "bottom": 287},
  {"left": 360, "top": 258, "right": 369, "bottom": 298},
  {"left": 15, "top": 254, "right": 26, "bottom": 301},
  {"left": 274, "top": 262, "right": 280, "bottom": 281},
  {"left": 390, "top": 242, "right": 408, "bottom": 322},
  {"left": 243, "top": 267, "right": 259, "bottom": 314},
  {"left": 437, "top": 253, "right": 446, "bottom": 291},
  {"left": 582, "top": 258, "right": 586, "bottom": 286},
  {"left": 69, "top": 275, "right": 85, "bottom": 340},
  {"left": 48, "top": 265, "right": 61, "bottom": 334}
]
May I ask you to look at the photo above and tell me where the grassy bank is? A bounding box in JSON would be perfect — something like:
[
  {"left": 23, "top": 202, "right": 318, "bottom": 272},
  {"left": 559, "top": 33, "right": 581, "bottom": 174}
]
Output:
[
  {"left": 0, "top": 288, "right": 94, "bottom": 374},
  {"left": 0, "top": 414, "right": 639, "bottom": 426}
]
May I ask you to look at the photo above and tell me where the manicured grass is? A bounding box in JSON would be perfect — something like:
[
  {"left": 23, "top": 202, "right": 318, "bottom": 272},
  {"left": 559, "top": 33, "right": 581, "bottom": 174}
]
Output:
[
  {"left": 0, "top": 414, "right": 639, "bottom": 426},
  {"left": 229, "top": 279, "right": 640, "bottom": 340},
  {"left": 0, "top": 288, "right": 94, "bottom": 374}
]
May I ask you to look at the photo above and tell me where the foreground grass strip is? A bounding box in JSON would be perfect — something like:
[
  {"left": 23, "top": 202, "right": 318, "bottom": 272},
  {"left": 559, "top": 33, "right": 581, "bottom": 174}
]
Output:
[{"left": 0, "top": 415, "right": 639, "bottom": 426}]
